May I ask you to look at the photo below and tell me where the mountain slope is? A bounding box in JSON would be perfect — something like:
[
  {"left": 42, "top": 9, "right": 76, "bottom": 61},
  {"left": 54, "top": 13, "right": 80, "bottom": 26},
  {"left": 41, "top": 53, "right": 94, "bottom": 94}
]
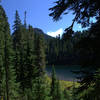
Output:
[{"left": 34, "top": 28, "right": 54, "bottom": 40}]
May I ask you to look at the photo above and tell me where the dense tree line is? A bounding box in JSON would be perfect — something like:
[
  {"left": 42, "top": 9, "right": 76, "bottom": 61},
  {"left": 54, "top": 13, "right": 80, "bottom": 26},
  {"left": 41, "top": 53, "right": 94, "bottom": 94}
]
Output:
[{"left": 46, "top": 31, "right": 87, "bottom": 65}]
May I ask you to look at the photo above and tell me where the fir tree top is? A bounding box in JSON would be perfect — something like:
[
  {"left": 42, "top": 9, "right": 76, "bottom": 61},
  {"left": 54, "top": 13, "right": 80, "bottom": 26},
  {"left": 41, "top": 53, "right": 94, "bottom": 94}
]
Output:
[{"left": 13, "top": 10, "right": 21, "bottom": 31}]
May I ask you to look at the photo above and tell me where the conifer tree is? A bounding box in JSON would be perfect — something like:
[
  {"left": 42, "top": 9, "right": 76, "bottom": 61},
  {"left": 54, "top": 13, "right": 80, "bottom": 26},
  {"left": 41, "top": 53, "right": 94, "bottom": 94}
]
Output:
[
  {"left": 24, "top": 11, "right": 27, "bottom": 28},
  {"left": 12, "top": 10, "right": 22, "bottom": 85},
  {"left": 50, "top": 66, "right": 63, "bottom": 100},
  {"left": 23, "top": 25, "right": 35, "bottom": 100},
  {"left": 50, "top": 66, "right": 57, "bottom": 100},
  {"left": 32, "top": 33, "right": 49, "bottom": 100},
  {"left": 56, "top": 80, "right": 64, "bottom": 100},
  {"left": 71, "top": 81, "right": 77, "bottom": 100},
  {"left": 13, "top": 10, "right": 21, "bottom": 31},
  {"left": 13, "top": 10, "right": 28, "bottom": 99},
  {"left": 0, "top": 6, "right": 5, "bottom": 98},
  {"left": 24, "top": 25, "right": 34, "bottom": 89},
  {"left": 32, "top": 75, "right": 50, "bottom": 100},
  {"left": 63, "top": 89, "right": 71, "bottom": 100},
  {"left": 0, "top": 5, "right": 19, "bottom": 100},
  {"left": 16, "top": 26, "right": 28, "bottom": 98},
  {"left": 83, "top": 69, "right": 100, "bottom": 100},
  {"left": 34, "top": 33, "right": 46, "bottom": 76},
  {"left": 94, "top": 69, "right": 100, "bottom": 100}
]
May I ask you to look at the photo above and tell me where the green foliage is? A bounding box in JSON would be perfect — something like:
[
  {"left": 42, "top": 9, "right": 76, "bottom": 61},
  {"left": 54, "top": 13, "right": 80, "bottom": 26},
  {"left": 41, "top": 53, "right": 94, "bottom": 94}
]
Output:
[
  {"left": 13, "top": 14, "right": 35, "bottom": 98},
  {"left": 12, "top": 11, "right": 48, "bottom": 100},
  {"left": 13, "top": 10, "right": 21, "bottom": 31},
  {"left": 74, "top": 20, "right": 100, "bottom": 100},
  {"left": 49, "top": 0, "right": 100, "bottom": 27},
  {"left": 0, "top": 5, "right": 19, "bottom": 100},
  {"left": 50, "top": 66, "right": 64, "bottom": 100},
  {"left": 63, "top": 89, "right": 71, "bottom": 100},
  {"left": 46, "top": 31, "right": 83, "bottom": 65},
  {"left": 0, "top": 5, "right": 5, "bottom": 97},
  {"left": 49, "top": 1, "right": 100, "bottom": 100},
  {"left": 32, "top": 75, "right": 50, "bottom": 100},
  {"left": 24, "top": 25, "right": 34, "bottom": 89},
  {"left": 34, "top": 33, "right": 46, "bottom": 76},
  {"left": 1, "top": 1, "right": 100, "bottom": 100},
  {"left": 77, "top": 69, "right": 100, "bottom": 100}
]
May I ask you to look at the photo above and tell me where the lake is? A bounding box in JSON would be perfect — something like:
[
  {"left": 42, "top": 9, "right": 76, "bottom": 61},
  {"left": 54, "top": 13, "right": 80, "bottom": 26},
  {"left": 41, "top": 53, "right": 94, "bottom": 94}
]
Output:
[{"left": 46, "top": 65, "right": 81, "bottom": 81}]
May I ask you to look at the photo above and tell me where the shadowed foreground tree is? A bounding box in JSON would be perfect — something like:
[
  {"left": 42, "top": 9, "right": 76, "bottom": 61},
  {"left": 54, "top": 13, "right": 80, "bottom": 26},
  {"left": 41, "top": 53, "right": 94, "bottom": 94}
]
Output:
[
  {"left": 49, "top": 0, "right": 100, "bottom": 38},
  {"left": 0, "top": 5, "right": 5, "bottom": 98},
  {"left": 49, "top": 0, "right": 100, "bottom": 28},
  {"left": 49, "top": 0, "right": 100, "bottom": 99}
]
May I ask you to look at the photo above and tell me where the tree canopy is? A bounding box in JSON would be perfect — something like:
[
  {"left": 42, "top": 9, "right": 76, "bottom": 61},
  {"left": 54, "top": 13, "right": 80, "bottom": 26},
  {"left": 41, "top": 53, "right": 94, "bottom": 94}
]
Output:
[{"left": 49, "top": 0, "right": 100, "bottom": 28}]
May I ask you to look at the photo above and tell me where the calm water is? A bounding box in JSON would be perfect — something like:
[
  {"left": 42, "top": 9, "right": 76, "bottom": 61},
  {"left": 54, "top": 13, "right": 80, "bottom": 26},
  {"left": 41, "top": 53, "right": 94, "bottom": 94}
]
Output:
[{"left": 46, "top": 65, "right": 81, "bottom": 81}]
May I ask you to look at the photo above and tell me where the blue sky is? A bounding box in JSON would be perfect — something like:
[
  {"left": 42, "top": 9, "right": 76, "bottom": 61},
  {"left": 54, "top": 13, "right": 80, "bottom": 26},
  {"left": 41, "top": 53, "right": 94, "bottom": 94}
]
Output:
[{"left": 1, "top": 0, "right": 84, "bottom": 37}]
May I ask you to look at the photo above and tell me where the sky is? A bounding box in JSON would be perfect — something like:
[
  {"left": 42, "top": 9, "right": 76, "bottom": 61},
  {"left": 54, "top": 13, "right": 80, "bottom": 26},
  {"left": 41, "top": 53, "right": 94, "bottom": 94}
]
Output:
[{"left": 1, "top": 0, "right": 84, "bottom": 37}]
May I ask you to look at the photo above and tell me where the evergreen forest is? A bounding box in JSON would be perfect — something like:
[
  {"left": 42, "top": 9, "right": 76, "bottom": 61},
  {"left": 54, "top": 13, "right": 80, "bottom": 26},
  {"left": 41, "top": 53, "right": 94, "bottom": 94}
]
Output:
[{"left": 0, "top": 0, "right": 100, "bottom": 100}]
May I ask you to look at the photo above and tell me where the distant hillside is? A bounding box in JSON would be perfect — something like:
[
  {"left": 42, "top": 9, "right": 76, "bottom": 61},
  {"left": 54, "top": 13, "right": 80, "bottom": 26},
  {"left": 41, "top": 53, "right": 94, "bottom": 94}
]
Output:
[{"left": 34, "top": 28, "right": 54, "bottom": 40}]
